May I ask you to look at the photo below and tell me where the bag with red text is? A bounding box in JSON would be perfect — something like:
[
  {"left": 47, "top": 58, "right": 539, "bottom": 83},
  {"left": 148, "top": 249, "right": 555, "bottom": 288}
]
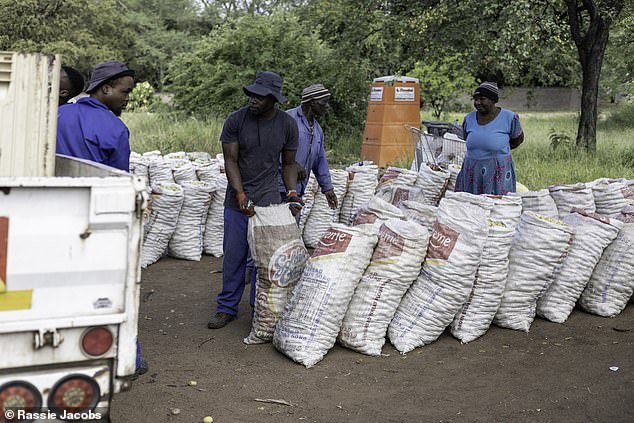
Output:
[
  {"left": 388, "top": 193, "right": 492, "bottom": 353},
  {"left": 244, "top": 204, "right": 310, "bottom": 344},
  {"left": 302, "top": 169, "right": 348, "bottom": 248},
  {"left": 339, "top": 219, "right": 430, "bottom": 356},
  {"left": 273, "top": 224, "right": 378, "bottom": 367},
  {"left": 351, "top": 196, "right": 405, "bottom": 234}
]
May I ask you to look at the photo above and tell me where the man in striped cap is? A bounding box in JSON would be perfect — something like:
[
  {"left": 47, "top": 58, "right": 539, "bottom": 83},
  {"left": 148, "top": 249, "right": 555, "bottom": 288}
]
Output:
[{"left": 281, "top": 83, "right": 338, "bottom": 210}]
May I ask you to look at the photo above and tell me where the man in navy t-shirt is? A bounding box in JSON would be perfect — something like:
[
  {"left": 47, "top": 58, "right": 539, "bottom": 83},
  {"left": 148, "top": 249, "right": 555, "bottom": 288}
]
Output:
[{"left": 208, "top": 71, "right": 300, "bottom": 329}]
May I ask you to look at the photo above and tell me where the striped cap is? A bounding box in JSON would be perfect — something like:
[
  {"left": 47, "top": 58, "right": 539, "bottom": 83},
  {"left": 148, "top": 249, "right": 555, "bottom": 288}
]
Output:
[
  {"left": 301, "top": 84, "right": 330, "bottom": 104},
  {"left": 473, "top": 81, "right": 499, "bottom": 102}
]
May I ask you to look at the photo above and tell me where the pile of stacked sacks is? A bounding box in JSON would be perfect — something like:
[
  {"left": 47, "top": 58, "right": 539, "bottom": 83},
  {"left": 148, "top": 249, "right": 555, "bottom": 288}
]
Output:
[
  {"left": 129, "top": 151, "right": 228, "bottom": 268},
  {"left": 129, "top": 150, "right": 634, "bottom": 369},
  {"left": 256, "top": 163, "right": 634, "bottom": 367}
]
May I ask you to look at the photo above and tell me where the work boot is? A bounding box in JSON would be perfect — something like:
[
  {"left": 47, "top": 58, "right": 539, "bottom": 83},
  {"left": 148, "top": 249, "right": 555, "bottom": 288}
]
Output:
[
  {"left": 207, "top": 312, "right": 236, "bottom": 329},
  {"left": 132, "top": 358, "right": 148, "bottom": 380}
]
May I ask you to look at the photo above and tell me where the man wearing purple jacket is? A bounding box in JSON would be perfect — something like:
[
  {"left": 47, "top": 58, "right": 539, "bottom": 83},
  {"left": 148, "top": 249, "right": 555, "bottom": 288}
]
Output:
[
  {"left": 282, "top": 84, "right": 338, "bottom": 209},
  {"left": 56, "top": 60, "right": 135, "bottom": 171}
]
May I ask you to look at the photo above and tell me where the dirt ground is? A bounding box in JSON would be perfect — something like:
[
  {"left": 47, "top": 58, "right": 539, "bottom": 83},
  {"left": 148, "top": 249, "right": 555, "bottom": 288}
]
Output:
[{"left": 111, "top": 255, "right": 634, "bottom": 423}]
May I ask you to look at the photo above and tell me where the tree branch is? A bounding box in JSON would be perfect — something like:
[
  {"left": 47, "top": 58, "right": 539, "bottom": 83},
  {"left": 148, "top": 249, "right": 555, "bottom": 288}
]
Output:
[{"left": 565, "top": 0, "right": 583, "bottom": 49}]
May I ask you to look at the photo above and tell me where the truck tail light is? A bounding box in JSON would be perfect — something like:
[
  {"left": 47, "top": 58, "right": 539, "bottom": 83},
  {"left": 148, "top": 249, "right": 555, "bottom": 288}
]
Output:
[
  {"left": 48, "top": 375, "right": 100, "bottom": 414},
  {"left": 0, "top": 380, "right": 42, "bottom": 419},
  {"left": 81, "top": 327, "right": 113, "bottom": 357}
]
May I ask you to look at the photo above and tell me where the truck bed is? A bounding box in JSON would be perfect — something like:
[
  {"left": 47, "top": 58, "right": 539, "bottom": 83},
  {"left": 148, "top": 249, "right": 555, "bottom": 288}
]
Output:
[{"left": 0, "top": 155, "right": 146, "bottom": 378}]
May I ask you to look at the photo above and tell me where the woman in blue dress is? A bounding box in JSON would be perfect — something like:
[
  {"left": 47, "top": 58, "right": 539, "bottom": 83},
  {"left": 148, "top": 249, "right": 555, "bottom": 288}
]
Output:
[{"left": 454, "top": 81, "right": 524, "bottom": 195}]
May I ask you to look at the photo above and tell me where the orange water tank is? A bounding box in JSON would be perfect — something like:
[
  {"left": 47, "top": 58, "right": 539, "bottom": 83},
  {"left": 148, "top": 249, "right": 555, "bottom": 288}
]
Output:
[{"left": 360, "top": 76, "right": 420, "bottom": 167}]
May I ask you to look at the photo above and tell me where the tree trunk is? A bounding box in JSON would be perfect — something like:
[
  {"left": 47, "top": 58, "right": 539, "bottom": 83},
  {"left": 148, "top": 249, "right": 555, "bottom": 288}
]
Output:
[
  {"left": 576, "top": 28, "right": 608, "bottom": 151},
  {"left": 565, "top": 0, "right": 621, "bottom": 152}
]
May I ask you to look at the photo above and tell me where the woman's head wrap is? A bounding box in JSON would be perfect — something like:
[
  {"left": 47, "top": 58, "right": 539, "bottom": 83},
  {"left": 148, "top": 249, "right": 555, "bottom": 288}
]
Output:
[{"left": 473, "top": 81, "right": 499, "bottom": 103}]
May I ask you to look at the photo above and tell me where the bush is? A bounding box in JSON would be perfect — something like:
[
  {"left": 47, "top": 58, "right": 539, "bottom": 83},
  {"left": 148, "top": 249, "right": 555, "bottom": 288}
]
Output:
[
  {"left": 407, "top": 55, "right": 473, "bottom": 120},
  {"left": 548, "top": 128, "right": 576, "bottom": 151},
  {"left": 166, "top": 11, "right": 372, "bottom": 135},
  {"left": 127, "top": 81, "right": 156, "bottom": 112}
]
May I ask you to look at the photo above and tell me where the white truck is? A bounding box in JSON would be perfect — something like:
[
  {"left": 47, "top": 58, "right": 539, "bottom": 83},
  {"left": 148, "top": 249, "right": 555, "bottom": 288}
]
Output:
[
  {"left": 0, "top": 156, "right": 147, "bottom": 422},
  {"left": 0, "top": 52, "right": 146, "bottom": 422}
]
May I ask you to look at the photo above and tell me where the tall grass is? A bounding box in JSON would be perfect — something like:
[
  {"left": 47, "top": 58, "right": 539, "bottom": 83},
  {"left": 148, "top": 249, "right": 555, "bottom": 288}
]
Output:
[
  {"left": 123, "top": 112, "right": 225, "bottom": 155},
  {"left": 123, "top": 106, "right": 634, "bottom": 190},
  {"left": 512, "top": 110, "right": 634, "bottom": 189},
  {"left": 428, "top": 109, "right": 634, "bottom": 189}
]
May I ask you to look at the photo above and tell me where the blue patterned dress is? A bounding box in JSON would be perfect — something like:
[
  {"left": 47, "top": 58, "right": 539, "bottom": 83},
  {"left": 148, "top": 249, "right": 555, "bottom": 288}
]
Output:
[{"left": 454, "top": 108, "right": 523, "bottom": 195}]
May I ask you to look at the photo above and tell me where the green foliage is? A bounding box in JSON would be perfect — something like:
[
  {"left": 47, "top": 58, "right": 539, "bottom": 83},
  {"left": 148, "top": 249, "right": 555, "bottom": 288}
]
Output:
[
  {"left": 127, "top": 81, "right": 155, "bottom": 112},
  {"left": 548, "top": 128, "right": 576, "bottom": 151},
  {"left": 124, "top": 0, "right": 218, "bottom": 88},
  {"left": 166, "top": 10, "right": 371, "bottom": 136},
  {"left": 392, "top": 0, "right": 579, "bottom": 87},
  {"left": 601, "top": 5, "right": 634, "bottom": 101},
  {"left": 299, "top": 0, "right": 408, "bottom": 75},
  {"left": 0, "top": 0, "right": 135, "bottom": 76},
  {"left": 123, "top": 112, "right": 225, "bottom": 155},
  {"left": 0, "top": 0, "right": 211, "bottom": 87},
  {"left": 325, "top": 130, "right": 364, "bottom": 166},
  {"left": 1, "top": 0, "right": 630, "bottom": 154},
  {"left": 407, "top": 55, "right": 473, "bottom": 119}
]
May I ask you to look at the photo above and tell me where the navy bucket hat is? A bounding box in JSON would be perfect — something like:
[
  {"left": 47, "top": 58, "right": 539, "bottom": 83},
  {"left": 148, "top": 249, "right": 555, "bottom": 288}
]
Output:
[
  {"left": 86, "top": 60, "right": 135, "bottom": 93},
  {"left": 243, "top": 71, "right": 287, "bottom": 103}
]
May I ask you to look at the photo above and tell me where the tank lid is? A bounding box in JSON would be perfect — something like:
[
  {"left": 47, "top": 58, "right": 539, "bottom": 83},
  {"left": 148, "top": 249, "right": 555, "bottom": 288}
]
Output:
[{"left": 373, "top": 75, "right": 419, "bottom": 83}]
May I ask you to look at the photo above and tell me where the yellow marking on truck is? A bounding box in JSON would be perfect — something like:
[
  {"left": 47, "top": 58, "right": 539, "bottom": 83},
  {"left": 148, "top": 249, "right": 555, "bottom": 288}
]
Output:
[
  {"left": 0, "top": 216, "right": 7, "bottom": 293},
  {"left": 0, "top": 289, "right": 32, "bottom": 311}
]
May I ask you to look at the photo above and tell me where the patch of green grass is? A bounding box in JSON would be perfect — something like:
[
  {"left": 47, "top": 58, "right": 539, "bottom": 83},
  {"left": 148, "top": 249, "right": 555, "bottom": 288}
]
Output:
[
  {"left": 513, "top": 111, "right": 634, "bottom": 189},
  {"left": 427, "top": 109, "right": 634, "bottom": 189},
  {"left": 122, "top": 112, "right": 224, "bottom": 155},
  {"left": 325, "top": 129, "right": 364, "bottom": 167}
]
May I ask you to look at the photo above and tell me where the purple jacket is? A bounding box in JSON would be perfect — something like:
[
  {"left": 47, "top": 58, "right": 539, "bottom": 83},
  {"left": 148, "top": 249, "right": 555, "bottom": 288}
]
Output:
[
  {"left": 56, "top": 97, "right": 130, "bottom": 171},
  {"left": 281, "top": 106, "right": 333, "bottom": 196}
]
